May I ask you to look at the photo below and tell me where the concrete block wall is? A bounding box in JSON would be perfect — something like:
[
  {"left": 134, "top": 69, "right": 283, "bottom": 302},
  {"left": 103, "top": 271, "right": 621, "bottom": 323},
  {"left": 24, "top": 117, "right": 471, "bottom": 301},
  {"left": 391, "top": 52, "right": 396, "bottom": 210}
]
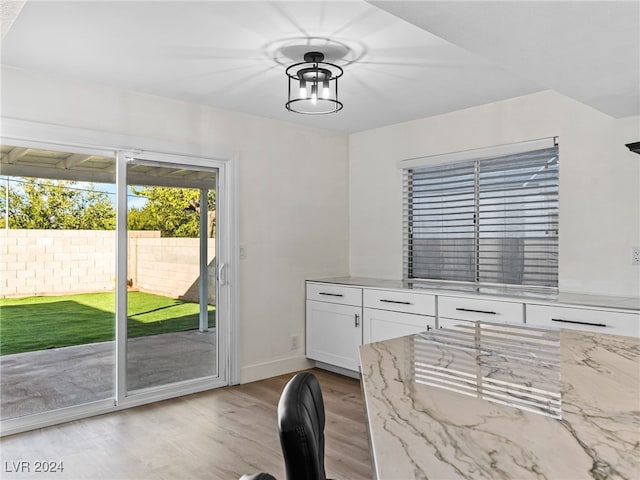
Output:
[
  {"left": 131, "top": 237, "right": 216, "bottom": 303},
  {"left": 1, "top": 229, "right": 117, "bottom": 297},
  {"left": 1, "top": 230, "right": 215, "bottom": 302}
]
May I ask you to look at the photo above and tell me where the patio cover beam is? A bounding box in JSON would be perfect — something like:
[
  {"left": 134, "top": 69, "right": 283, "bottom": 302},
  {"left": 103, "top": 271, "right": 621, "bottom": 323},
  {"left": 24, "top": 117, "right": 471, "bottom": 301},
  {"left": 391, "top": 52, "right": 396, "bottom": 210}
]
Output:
[
  {"left": 0, "top": 164, "right": 212, "bottom": 190},
  {"left": 59, "top": 153, "right": 94, "bottom": 169},
  {"left": 5, "top": 147, "right": 29, "bottom": 164}
]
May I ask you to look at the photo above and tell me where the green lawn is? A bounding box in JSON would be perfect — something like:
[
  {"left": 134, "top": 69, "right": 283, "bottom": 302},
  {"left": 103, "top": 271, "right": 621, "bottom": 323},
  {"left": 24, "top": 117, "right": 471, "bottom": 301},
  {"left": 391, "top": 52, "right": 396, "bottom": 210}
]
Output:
[{"left": 0, "top": 292, "right": 215, "bottom": 355}]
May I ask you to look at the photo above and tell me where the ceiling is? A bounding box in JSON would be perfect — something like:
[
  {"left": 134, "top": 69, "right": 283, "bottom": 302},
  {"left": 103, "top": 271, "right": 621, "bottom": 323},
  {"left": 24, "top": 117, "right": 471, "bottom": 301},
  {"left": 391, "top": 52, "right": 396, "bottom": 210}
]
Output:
[{"left": 1, "top": 1, "right": 638, "bottom": 133}]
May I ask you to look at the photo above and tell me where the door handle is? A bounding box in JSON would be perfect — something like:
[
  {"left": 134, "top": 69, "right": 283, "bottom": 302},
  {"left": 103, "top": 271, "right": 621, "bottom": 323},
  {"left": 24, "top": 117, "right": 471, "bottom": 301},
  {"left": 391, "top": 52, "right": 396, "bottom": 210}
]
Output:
[
  {"left": 218, "top": 263, "right": 228, "bottom": 286},
  {"left": 355, "top": 314, "right": 360, "bottom": 328}
]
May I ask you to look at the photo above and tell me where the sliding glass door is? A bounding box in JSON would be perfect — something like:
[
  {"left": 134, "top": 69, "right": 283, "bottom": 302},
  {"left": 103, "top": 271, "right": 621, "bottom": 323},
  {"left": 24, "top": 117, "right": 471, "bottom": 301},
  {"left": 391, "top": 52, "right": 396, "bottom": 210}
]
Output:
[
  {"left": 125, "top": 158, "right": 219, "bottom": 393},
  {"left": 1, "top": 138, "right": 233, "bottom": 435},
  {"left": 0, "top": 145, "right": 117, "bottom": 420}
]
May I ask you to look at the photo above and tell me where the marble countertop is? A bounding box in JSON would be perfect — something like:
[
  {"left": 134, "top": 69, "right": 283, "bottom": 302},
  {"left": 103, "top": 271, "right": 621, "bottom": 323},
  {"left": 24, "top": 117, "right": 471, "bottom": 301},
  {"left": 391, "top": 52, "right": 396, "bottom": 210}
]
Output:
[
  {"left": 308, "top": 276, "right": 640, "bottom": 311},
  {"left": 359, "top": 322, "right": 640, "bottom": 479}
]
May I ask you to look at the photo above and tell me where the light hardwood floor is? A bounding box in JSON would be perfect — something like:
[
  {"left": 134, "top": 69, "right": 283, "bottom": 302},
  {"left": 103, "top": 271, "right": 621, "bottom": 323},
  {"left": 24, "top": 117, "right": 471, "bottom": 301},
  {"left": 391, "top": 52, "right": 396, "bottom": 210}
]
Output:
[{"left": 0, "top": 368, "right": 372, "bottom": 480}]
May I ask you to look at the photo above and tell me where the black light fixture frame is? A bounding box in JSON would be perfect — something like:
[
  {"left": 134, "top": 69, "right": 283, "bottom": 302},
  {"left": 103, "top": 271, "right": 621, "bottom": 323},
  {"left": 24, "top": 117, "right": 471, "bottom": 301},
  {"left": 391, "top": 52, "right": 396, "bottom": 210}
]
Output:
[
  {"left": 285, "top": 51, "right": 344, "bottom": 114},
  {"left": 625, "top": 141, "right": 640, "bottom": 155}
]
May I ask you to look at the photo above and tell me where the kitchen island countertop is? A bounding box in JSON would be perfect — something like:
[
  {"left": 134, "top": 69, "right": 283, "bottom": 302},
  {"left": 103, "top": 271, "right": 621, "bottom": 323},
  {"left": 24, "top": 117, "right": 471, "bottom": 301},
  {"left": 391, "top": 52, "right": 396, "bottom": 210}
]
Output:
[{"left": 359, "top": 322, "right": 640, "bottom": 479}]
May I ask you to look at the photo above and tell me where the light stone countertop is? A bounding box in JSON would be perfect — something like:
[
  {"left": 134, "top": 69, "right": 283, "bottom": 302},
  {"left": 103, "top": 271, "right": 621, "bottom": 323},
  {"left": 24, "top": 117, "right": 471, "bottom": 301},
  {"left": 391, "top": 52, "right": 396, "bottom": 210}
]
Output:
[
  {"left": 359, "top": 323, "right": 640, "bottom": 480},
  {"left": 308, "top": 276, "right": 640, "bottom": 312}
]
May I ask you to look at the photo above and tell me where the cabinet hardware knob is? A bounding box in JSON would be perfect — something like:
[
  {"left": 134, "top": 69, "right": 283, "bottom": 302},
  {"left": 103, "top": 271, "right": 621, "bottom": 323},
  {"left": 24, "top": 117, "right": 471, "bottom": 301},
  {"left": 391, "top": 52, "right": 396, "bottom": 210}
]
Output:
[
  {"left": 319, "top": 292, "right": 344, "bottom": 297},
  {"left": 456, "top": 307, "right": 496, "bottom": 315},
  {"left": 355, "top": 314, "right": 360, "bottom": 328},
  {"left": 551, "top": 318, "right": 607, "bottom": 328}
]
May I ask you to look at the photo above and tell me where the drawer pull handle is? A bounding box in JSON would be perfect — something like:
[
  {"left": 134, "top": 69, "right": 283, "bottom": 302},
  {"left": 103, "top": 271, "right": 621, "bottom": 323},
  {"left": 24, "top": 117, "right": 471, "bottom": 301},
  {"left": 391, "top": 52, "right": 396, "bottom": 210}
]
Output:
[
  {"left": 456, "top": 307, "right": 496, "bottom": 315},
  {"left": 380, "top": 299, "right": 412, "bottom": 305},
  {"left": 355, "top": 314, "right": 360, "bottom": 328},
  {"left": 319, "top": 292, "right": 344, "bottom": 297},
  {"left": 551, "top": 318, "right": 607, "bottom": 328}
]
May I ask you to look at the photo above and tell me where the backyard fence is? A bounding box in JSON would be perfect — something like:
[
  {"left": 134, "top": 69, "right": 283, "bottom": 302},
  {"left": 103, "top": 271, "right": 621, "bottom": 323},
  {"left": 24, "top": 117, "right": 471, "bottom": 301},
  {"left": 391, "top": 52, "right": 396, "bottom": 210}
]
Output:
[{"left": 1, "top": 229, "right": 216, "bottom": 302}]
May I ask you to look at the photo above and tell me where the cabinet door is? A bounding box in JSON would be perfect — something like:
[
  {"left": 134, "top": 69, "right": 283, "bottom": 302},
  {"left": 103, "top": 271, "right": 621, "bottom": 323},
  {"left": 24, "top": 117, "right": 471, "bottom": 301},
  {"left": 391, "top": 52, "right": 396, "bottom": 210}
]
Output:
[
  {"left": 306, "top": 300, "right": 362, "bottom": 371},
  {"left": 363, "top": 308, "right": 434, "bottom": 344},
  {"left": 437, "top": 317, "right": 471, "bottom": 330}
]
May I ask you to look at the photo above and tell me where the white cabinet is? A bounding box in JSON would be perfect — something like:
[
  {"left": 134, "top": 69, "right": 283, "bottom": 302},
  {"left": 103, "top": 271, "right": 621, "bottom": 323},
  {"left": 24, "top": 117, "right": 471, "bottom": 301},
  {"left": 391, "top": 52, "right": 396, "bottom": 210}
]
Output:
[
  {"left": 526, "top": 304, "right": 640, "bottom": 337},
  {"left": 305, "top": 283, "right": 438, "bottom": 372},
  {"left": 306, "top": 279, "right": 639, "bottom": 374},
  {"left": 306, "top": 301, "right": 362, "bottom": 371},
  {"left": 363, "top": 288, "right": 436, "bottom": 344},
  {"left": 363, "top": 308, "right": 434, "bottom": 344},
  {"left": 306, "top": 283, "right": 363, "bottom": 372}
]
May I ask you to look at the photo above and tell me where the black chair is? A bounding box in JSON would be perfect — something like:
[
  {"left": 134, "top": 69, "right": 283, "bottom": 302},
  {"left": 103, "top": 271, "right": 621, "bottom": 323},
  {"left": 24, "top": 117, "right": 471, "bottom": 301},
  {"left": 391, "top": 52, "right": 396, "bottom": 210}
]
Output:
[
  {"left": 239, "top": 372, "right": 328, "bottom": 480},
  {"left": 278, "top": 372, "right": 327, "bottom": 480}
]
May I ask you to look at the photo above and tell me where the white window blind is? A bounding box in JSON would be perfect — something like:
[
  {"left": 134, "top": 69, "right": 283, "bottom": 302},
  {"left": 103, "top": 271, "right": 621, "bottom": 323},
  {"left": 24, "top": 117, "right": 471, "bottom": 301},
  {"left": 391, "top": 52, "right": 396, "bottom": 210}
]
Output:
[{"left": 403, "top": 140, "right": 559, "bottom": 288}]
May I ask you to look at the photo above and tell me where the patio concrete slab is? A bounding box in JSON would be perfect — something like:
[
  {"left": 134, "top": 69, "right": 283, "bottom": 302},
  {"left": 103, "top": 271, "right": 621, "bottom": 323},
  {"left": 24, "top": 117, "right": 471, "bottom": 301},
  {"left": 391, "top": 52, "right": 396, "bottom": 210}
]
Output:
[{"left": 1, "top": 330, "right": 217, "bottom": 420}]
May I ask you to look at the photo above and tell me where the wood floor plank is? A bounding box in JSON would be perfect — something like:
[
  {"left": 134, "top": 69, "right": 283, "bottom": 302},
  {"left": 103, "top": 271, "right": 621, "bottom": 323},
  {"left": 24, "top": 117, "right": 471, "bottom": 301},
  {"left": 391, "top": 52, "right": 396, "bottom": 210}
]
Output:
[{"left": 0, "top": 368, "right": 372, "bottom": 480}]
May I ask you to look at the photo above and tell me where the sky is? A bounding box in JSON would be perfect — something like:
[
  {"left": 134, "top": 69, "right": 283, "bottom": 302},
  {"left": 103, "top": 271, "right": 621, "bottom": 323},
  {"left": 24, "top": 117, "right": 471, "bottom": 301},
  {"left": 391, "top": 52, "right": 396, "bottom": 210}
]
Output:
[{"left": 97, "top": 183, "right": 148, "bottom": 209}]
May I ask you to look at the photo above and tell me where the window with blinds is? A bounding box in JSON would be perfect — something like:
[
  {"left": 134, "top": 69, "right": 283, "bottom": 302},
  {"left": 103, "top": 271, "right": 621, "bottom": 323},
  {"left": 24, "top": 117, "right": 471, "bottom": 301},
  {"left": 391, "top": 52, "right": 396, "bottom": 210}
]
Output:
[{"left": 403, "top": 142, "right": 559, "bottom": 288}]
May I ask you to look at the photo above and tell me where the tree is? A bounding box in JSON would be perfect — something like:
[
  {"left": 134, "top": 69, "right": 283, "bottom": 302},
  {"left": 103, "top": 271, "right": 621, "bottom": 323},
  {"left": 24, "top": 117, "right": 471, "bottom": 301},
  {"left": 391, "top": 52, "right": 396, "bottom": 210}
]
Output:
[
  {"left": 127, "top": 186, "right": 215, "bottom": 238},
  {"left": 0, "top": 177, "right": 215, "bottom": 237},
  {"left": 0, "top": 177, "right": 116, "bottom": 230}
]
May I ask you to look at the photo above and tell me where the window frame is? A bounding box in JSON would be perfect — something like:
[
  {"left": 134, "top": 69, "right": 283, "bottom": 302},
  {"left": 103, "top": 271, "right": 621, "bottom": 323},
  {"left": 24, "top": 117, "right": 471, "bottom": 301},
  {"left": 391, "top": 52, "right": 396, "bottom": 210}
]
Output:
[{"left": 401, "top": 138, "right": 559, "bottom": 291}]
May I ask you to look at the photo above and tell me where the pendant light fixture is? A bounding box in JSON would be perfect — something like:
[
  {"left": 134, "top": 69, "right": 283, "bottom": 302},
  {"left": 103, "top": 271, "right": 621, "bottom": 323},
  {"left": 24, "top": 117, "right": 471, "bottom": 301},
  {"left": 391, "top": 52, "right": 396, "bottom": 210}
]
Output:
[{"left": 285, "top": 51, "right": 343, "bottom": 114}]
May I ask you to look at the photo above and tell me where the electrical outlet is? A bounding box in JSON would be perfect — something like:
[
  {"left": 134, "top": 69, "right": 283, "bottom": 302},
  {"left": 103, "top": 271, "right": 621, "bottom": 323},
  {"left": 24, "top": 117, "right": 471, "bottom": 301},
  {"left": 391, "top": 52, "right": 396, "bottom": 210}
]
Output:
[
  {"left": 239, "top": 244, "right": 247, "bottom": 260},
  {"left": 633, "top": 246, "right": 640, "bottom": 266},
  {"left": 291, "top": 334, "right": 299, "bottom": 351}
]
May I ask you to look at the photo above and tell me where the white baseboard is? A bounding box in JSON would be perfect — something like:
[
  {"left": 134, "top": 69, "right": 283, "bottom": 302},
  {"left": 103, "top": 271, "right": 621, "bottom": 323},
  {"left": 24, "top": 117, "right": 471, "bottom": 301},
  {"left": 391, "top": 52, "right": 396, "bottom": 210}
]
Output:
[{"left": 240, "top": 355, "right": 314, "bottom": 384}]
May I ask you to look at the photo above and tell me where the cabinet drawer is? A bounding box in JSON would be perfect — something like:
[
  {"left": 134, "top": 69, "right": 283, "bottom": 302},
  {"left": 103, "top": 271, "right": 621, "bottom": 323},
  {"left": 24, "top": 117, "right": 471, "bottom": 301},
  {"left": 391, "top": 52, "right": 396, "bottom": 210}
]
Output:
[
  {"left": 307, "top": 283, "right": 362, "bottom": 306},
  {"left": 527, "top": 304, "right": 639, "bottom": 337},
  {"left": 438, "top": 295, "right": 524, "bottom": 323},
  {"left": 364, "top": 288, "right": 436, "bottom": 316}
]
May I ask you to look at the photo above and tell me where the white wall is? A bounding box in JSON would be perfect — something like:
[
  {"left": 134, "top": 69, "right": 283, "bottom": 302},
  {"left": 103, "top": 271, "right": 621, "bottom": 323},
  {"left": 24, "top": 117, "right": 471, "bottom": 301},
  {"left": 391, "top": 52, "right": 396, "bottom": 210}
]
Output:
[
  {"left": 350, "top": 90, "right": 640, "bottom": 297},
  {"left": 1, "top": 66, "right": 350, "bottom": 382},
  {"left": 4, "top": 64, "right": 639, "bottom": 386}
]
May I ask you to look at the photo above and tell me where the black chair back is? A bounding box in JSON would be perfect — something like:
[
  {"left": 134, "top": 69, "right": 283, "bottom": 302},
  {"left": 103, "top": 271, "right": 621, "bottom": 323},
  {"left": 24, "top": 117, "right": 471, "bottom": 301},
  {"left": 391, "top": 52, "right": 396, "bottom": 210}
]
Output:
[{"left": 277, "top": 372, "right": 327, "bottom": 480}]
